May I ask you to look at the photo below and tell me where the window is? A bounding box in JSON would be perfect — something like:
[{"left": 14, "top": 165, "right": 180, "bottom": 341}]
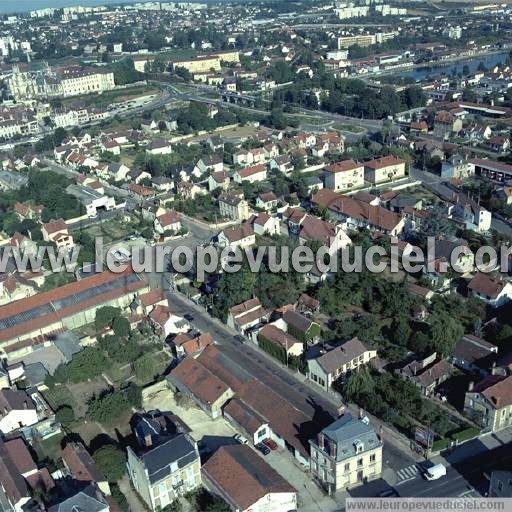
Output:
[
  {"left": 498, "top": 481, "right": 503, "bottom": 492},
  {"left": 344, "top": 463, "right": 350, "bottom": 472},
  {"left": 370, "top": 454, "right": 376, "bottom": 462},
  {"left": 358, "top": 458, "right": 363, "bottom": 467}
]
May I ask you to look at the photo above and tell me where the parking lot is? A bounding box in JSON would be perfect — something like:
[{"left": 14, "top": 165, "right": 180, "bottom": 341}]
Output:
[{"left": 142, "top": 382, "right": 340, "bottom": 511}]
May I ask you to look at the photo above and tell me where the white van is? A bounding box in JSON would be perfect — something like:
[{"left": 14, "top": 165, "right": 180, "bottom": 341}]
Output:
[{"left": 425, "top": 463, "right": 446, "bottom": 481}]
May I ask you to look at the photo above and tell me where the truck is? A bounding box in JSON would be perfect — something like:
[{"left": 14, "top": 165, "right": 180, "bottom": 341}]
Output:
[{"left": 424, "top": 463, "right": 447, "bottom": 481}]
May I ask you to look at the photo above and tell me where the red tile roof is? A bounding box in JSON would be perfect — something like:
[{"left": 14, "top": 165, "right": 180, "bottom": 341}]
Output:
[{"left": 202, "top": 445, "right": 296, "bottom": 510}]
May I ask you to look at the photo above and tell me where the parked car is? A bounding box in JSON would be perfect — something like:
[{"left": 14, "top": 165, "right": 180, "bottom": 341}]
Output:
[
  {"left": 255, "top": 443, "right": 270, "bottom": 456},
  {"left": 234, "top": 335, "right": 246, "bottom": 344},
  {"left": 424, "top": 463, "right": 446, "bottom": 481},
  {"left": 184, "top": 313, "right": 194, "bottom": 322},
  {"left": 263, "top": 439, "right": 278, "bottom": 451},
  {"left": 234, "top": 434, "right": 249, "bottom": 445}
]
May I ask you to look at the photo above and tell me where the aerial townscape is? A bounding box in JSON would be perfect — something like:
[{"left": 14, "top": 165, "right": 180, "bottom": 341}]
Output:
[{"left": 3, "top": 0, "right": 512, "bottom": 511}]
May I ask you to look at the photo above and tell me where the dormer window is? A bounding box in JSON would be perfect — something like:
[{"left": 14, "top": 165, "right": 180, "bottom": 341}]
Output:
[{"left": 354, "top": 440, "right": 364, "bottom": 453}]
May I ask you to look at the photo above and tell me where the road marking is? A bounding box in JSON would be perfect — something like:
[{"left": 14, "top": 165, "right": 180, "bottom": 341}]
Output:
[{"left": 396, "top": 464, "right": 420, "bottom": 485}]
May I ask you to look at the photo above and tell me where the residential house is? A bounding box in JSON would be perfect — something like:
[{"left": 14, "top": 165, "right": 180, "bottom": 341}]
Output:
[
  {"left": 309, "top": 413, "right": 383, "bottom": 492},
  {"left": 297, "top": 215, "right": 352, "bottom": 257},
  {"left": 0, "top": 389, "right": 38, "bottom": 434},
  {"left": 304, "top": 176, "right": 324, "bottom": 195},
  {"left": 141, "top": 119, "right": 159, "bottom": 133},
  {"left": 307, "top": 337, "right": 377, "bottom": 392},
  {"left": 218, "top": 192, "right": 250, "bottom": 221},
  {"left": 259, "top": 324, "right": 303, "bottom": 357},
  {"left": 256, "top": 192, "right": 278, "bottom": 211},
  {"left": 0, "top": 437, "right": 54, "bottom": 512},
  {"left": 171, "top": 332, "right": 214, "bottom": 359},
  {"left": 452, "top": 334, "right": 498, "bottom": 376},
  {"left": 217, "top": 224, "right": 256, "bottom": 250},
  {"left": 312, "top": 189, "right": 405, "bottom": 236},
  {"left": 41, "top": 218, "right": 74, "bottom": 251},
  {"left": 227, "top": 298, "right": 268, "bottom": 334},
  {"left": 448, "top": 195, "right": 491, "bottom": 232},
  {"left": 324, "top": 160, "right": 364, "bottom": 192},
  {"left": 0, "top": 171, "right": 28, "bottom": 191},
  {"left": 468, "top": 273, "right": 512, "bottom": 308},
  {"left": 208, "top": 171, "right": 230, "bottom": 192},
  {"left": 202, "top": 445, "right": 297, "bottom": 512},
  {"left": 233, "top": 164, "right": 267, "bottom": 184},
  {"left": 194, "top": 155, "right": 223, "bottom": 177},
  {"left": 105, "top": 162, "right": 130, "bottom": 181},
  {"left": 48, "top": 484, "right": 110, "bottom": 512},
  {"left": 176, "top": 181, "right": 203, "bottom": 200},
  {"left": 270, "top": 155, "right": 293, "bottom": 175},
  {"left": 248, "top": 213, "right": 280, "bottom": 236},
  {"left": 297, "top": 293, "right": 320, "bottom": 315},
  {"left": 146, "top": 139, "right": 172, "bottom": 155},
  {"left": 441, "top": 154, "right": 472, "bottom": 179},
  {"left": 281, "top": 207, "right": 308, "bottom": 234},
  {"left": 233, "top": 149, "right": 256, "bottom": 166},
  {"left": 127, "top": 434, "right": 201, "bottom": 511},
  {"left": 489, "top": 136, "right": 510, "bottom": 154},
  {"left": 396, "top": 353, "right": 452, "bottom": 397},
  {"left": 154, "top": 210, "right": 182, "bottom": 236},
  {"left": 492, "top": 186, "right": 512, "bottom": 205},
  {"left": 149, "top": 305, "right": 189, "bottom": 337},
  {"left": 66, "top": 184, "right": 116, "bottom": 218},
  {"left": 167, "top": 356, "right": 234, "bottom": 419},
  {"left": 464, "top": 375, "right": 512, "bottom": 432},
  {"left": 62, "top": 441, "right": 110, "bottom": 496},
  {"left": 151, "top": 176, "right": 174, "bottom": 192},
  {"left": 282, "top": 310, "right": 320, "bottom": 344},
  {"left": 433, "top": 111, "right": 462, "bottom": 138},
  {"left": 363, "top": 155, "right": 406, "bottom": 185},
  {"left": 14, "top": 202, "right": 43, "bottom": 220}
]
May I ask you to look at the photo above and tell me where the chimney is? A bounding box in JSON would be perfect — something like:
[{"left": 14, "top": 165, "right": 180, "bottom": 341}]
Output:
[
  {"left": 359, "top": 408, "right": 363, "bottom": 419},
  {"left": 330, "top": 441, "right": 337, "bottom": 459},
  {"left": 468, "top": 381, "right": 474, "bottom": 391},
  {"left": 23, "top": 401, "right": 28, "bottom": 409},
  {"left": 144, "top": 433, "right": 153, "bottom": 447},
  {"left": 318, "top": 433, "right": 325, "bottom": 450}
]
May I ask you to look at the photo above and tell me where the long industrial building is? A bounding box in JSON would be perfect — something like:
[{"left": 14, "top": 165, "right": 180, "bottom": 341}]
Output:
[{"left": 0, "top": 266, "right": 149, "bottom": 360}]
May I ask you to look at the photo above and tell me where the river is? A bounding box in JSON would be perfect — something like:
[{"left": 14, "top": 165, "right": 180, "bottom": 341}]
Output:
[{"left": 399, "top": 51, "right": 510, "bottom": 81}]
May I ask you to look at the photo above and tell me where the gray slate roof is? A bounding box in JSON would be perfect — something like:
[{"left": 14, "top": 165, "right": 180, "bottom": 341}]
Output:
[
  {"left": 48, "top": 484, "right": 108, "bottom": 512},
  {"left": 141, "top": 433, "right": 198, "bottom": 484},
  {"left": 321, "top": 413, "right": 381, "bottom": 462}
]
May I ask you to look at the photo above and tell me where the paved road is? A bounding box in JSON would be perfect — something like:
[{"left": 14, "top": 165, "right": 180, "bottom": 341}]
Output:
[
  {"left": 410, "top": 166, "right": 512, "bottom": 238},
  {"left": 142, "top": 262, "right": 417, "bottom": 472},
  {"left": 394, "top": 441, "right": 512, "bottom": 497}
]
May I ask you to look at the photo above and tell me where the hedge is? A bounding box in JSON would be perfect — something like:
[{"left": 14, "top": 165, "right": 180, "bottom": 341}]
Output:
[
  {"left": 432, "top": 438, "right": 450, "bottom": 452},
  {"left": 450, "top": 426, "right": 480, "bottom": 443}
]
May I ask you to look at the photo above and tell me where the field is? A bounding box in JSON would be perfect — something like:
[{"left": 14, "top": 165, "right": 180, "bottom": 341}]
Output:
[{"left": 333, "top": 122, "right": 365, "bottom": 133}]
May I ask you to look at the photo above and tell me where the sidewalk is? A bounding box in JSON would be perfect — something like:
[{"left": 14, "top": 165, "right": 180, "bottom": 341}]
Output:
[{"left": 434, "top": 427, "right": 512, "bottom": 467}]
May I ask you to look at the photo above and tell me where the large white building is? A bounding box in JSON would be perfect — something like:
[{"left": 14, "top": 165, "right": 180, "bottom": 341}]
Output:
[{"left": 8, "top": 66, "right": 115, "bottom": 100}]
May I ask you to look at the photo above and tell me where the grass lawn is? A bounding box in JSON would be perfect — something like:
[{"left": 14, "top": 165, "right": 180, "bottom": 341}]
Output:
[
  {"left": 105, "top": 362, "right": 132, "bottom": 385},
  {"left": 333, "top": 122, "right": 364, "bottom": 133},
  {"left": 159, "top": 49, "right": 198, "bottom": 61},
  {"left": 34, "top": 431, "right": 66, "bottom": 465},
  {"left": 82, "top": 220, "right": 137, "bottom": 244},
  {"left": 43, "top": 385, "right": 77, "bottom": 412},
  {"left": 67, "top": 379, "right": 111, "bottom": 417}
]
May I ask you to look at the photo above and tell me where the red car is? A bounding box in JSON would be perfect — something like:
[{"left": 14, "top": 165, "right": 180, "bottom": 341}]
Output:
[{"left": 263, "top": 439, "right": 278, "bottom": 451}]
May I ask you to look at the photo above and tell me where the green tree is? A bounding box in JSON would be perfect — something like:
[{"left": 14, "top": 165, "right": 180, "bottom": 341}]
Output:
[
  {"left": 95, "top": 306, "right": 121, "bottom": 332},
  {"left": 88, "top": 391, "right": 130, "bottom": 424},
  {"left": 93, "top": 445, "right": 127, "bottom": 482},
  {"left": 55, "top": 405, "right": 75, "bottom": 425},
  {"left": 134, "top": 353, "right": 156, "bottom": 381}
]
